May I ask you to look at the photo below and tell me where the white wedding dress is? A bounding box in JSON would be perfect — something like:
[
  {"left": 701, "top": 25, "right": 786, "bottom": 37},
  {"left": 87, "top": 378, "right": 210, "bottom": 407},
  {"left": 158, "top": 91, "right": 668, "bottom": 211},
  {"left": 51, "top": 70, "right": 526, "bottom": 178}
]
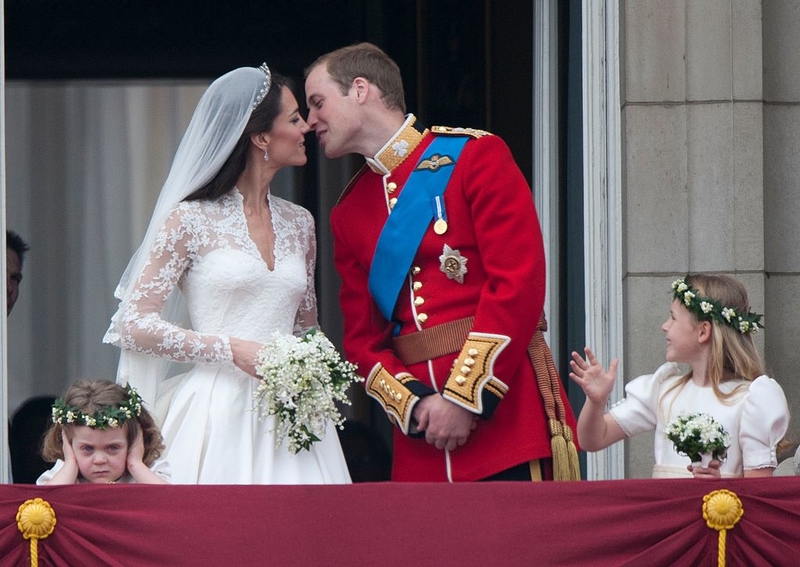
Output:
[{"left": 107, "top": 188, "right": 352, "bottom": 484}]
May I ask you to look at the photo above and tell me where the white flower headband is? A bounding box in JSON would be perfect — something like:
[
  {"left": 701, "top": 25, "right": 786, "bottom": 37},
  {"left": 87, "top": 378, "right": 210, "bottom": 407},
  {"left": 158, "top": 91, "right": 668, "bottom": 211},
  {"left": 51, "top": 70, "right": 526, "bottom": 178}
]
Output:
[
  {"left": 671, "top": 276, "right": 763, "bottom": 335},
  {"left": 52, "top": 384, "right": 144, "bottom": 429}
]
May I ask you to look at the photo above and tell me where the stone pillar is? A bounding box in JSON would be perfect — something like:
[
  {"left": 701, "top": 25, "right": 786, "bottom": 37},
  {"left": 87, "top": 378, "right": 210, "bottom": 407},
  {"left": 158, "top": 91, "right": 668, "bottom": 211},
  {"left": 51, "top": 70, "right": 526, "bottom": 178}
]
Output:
[{"left": 763, "top": 0, "right": 800, "bottom": 452}]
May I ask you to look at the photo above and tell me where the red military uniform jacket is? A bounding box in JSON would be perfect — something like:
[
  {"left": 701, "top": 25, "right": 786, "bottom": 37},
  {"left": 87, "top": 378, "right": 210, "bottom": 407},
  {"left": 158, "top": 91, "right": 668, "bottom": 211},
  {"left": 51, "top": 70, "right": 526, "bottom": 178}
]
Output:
[{"left": 331, "top": 115, "right": 577, "bottom": 481}]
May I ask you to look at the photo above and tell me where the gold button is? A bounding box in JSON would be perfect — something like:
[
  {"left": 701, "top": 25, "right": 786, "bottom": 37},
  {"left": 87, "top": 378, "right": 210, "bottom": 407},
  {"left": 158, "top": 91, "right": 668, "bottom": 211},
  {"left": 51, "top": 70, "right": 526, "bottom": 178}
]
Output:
[
  {"left": 468, "top": 348, "right": 479, "bottom": 356},
  {"left": 414, "top": 296, "right": 425, "bottom": 307},
  {"left": 417, "top": 313, "right": 428, "bottom": 324},
  {"left": 412, "top": 281, "right": 423, "bottom": 292},
  {"left": 456, "top": 376, "right": 467, "bottom": 385},
  {"left": 389, "top": 197, "right": 398, "bottom": 208},
  {"left": 411, "top": 266, "right": 421, "bottom": 275},
  {"left": 387, "top": 182, "right": 398, "bottom": 193},
  {"left": 394, "top": 393, "right": 402, "bottom": 402}
]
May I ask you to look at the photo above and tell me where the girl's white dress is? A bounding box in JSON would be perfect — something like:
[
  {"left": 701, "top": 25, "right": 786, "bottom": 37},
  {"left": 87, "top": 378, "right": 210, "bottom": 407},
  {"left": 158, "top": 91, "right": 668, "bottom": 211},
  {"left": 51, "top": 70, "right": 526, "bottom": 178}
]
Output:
[
  {"left": 105, "top": 189, "right": 352, "bottom": 484},
  {"left": 610, "top": 362, "right": 789, "bottom": 478}
]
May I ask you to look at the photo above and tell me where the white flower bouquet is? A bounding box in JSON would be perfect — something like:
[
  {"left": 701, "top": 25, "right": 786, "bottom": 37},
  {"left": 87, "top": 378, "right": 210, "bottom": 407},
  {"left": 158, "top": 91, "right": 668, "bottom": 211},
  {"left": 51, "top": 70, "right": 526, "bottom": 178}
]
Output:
[
  {"left": 253, "top": 329, "right": 362, "bottom": 455},
  {"left": 664, "top": 412, "right": 730, "bottom": 465}
]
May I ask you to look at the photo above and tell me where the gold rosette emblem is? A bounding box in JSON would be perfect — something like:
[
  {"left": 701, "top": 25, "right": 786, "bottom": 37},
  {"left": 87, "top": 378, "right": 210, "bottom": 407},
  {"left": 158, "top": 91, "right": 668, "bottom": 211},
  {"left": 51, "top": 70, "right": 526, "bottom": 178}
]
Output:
[
  {"left": 439, "top": 244, "right": 468, "bottom": 284},
  {"left": 703, "top": 489, "right": 743, "bottom": 530},
  {"left": 702, "top": 489, "right": 743, "bottom": 567},
  {"left": 17, "top": 498, "right": 57, "bottom": 567}
]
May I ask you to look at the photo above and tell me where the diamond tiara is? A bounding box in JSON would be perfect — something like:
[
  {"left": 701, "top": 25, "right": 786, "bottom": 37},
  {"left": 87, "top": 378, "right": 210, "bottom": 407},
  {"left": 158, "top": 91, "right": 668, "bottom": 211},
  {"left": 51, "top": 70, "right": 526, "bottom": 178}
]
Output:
[{"left": 254, "top": 63, "right": 272, "bottom": 109}]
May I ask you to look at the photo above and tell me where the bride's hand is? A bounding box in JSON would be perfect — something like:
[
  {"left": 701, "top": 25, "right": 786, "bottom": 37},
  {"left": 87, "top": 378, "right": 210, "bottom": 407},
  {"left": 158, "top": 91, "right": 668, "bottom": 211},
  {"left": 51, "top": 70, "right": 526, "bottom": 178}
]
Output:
[{"left": 229, "top": 337, "right": 264, "bottom": 378}]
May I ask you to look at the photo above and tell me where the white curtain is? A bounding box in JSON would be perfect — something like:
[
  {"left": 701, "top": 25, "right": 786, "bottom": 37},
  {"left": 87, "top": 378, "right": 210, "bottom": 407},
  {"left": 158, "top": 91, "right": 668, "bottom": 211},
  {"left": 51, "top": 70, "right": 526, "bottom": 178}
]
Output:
[{"left": 5, "top": 80, "right": 215, "bottom": 415}]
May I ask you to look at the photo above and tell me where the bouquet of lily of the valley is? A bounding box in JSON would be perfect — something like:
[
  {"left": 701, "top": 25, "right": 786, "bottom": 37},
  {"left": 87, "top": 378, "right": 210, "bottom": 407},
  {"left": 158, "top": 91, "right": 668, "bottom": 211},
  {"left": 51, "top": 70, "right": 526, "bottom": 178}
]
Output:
[
  {"left": 253, "top": 329, "right": 362, "bottom": 455},
  {"left": 665, "top": 412, "right": 730, "bottom": 465}
]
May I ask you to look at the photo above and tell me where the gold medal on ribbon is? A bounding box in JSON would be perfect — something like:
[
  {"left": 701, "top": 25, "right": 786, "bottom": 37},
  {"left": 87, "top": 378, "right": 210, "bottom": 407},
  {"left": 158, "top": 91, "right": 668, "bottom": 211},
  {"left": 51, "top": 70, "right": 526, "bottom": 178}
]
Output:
[{"left": 432, "top": 195, "right": 448, "bottom": 235}]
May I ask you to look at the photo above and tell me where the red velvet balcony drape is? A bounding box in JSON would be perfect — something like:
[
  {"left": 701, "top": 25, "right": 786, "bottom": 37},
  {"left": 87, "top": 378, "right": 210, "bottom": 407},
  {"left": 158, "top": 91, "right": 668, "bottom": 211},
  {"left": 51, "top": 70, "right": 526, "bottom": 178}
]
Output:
[{"left": 2, "top": 477, "right": 800, "bottom": 566}]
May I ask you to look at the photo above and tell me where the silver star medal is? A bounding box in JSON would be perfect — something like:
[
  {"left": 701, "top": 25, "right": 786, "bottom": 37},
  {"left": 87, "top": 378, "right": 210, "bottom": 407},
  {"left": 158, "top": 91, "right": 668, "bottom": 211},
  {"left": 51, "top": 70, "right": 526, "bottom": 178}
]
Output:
[{"left": 439, "top": 244, "right": 468, "bottom": 284}]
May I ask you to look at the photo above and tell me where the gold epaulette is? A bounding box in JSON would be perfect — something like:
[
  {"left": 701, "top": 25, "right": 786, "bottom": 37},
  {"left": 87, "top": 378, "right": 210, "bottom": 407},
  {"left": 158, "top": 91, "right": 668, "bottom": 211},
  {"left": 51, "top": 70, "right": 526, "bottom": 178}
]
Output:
[
  {"left": 365, "top": 364, "right": 420, "bottom": 435},
  {"left": 431, "top": 125, "right": 493, "bottom": 138},
  {"left": 442, "top": 332, "right": 510, "bottom": 415},
  {"left": 335, "top": 163, "right": 370, "bottom": 205}
]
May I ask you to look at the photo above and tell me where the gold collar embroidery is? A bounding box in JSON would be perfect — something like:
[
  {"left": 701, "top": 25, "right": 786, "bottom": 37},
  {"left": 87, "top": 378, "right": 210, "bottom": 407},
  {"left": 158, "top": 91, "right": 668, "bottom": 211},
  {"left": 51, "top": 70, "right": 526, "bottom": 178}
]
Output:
[{"left": 366, "top": 115, "right": 429, "bottom": 174}]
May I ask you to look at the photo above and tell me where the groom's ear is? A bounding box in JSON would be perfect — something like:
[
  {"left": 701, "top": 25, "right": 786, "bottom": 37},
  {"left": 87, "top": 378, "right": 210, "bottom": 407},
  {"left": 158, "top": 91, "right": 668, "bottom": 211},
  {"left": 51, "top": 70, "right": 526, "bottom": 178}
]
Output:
[{"left": 352, "top": 77, "right": 369, "bottom": 103}]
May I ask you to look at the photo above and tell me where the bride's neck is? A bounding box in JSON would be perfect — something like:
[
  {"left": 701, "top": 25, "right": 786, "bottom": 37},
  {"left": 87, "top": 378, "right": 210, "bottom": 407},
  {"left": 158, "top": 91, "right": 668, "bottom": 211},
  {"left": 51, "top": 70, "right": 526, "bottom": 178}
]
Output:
[{"left": 237, "top": 169, "right": 272, "bottom": 210}]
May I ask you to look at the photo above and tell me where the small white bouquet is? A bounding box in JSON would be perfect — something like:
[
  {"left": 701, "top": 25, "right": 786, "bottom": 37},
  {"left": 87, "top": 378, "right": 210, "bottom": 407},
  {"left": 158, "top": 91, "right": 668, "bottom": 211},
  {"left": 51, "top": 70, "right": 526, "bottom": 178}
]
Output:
[
  {"left": 665, "top": 412, "right": 730, "bottom": 466},
  {"left": 253, "top": 329, "right": 362, "bottom": 455}
]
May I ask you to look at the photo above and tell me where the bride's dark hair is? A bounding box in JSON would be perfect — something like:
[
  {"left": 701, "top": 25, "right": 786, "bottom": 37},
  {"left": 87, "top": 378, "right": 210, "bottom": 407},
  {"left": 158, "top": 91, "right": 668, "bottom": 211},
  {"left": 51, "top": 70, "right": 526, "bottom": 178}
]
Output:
[{"left": 185, "top": 72, "right": 288, "bottom": 202}]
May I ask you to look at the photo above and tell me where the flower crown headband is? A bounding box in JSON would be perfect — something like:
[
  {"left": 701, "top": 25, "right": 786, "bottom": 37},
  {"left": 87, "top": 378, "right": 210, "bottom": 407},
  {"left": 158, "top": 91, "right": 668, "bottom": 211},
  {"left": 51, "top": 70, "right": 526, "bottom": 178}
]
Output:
[
  {"left": 254, "top": 63, "right": 272, "bottom": 109},
  {"left": 671, "top": 276, "right": 763, "bottom": 335},
  {"left": 52, "top": 384, "right": 144, "bottom": 429}
]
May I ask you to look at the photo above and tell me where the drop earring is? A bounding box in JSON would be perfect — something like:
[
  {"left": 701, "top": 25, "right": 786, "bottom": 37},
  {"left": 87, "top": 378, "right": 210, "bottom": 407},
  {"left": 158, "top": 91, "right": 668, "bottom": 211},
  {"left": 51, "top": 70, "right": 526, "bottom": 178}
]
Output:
[{"left": 263, "top": 148, "right": 270, "bottom": 162}]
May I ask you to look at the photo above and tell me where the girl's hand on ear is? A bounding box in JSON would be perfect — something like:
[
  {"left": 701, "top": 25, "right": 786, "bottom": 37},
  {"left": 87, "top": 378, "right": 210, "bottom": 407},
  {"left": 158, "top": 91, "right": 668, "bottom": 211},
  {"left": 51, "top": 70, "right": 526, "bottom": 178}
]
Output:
[
  {"left": 127, "top": 428, "right": 146, "bottom": 469},
  {"left": 61, "top": 430, "right": 77, "bottom": 464},
  {"left": 44, "top": 430, "right": 81, "bottom": 484},
  {"left": 125, "top": 426, "right": 169, "bottom": 484},
  {"left": 569, "top": 347, "right": 619, "bottom": 405}
]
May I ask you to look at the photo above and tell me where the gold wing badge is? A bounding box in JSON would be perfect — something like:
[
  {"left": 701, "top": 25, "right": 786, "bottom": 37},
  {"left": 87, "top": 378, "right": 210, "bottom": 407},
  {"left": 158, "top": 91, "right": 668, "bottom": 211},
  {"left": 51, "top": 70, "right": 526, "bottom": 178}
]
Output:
[{"left": 415, "top": 154, "right": 454, "bottom": 172}]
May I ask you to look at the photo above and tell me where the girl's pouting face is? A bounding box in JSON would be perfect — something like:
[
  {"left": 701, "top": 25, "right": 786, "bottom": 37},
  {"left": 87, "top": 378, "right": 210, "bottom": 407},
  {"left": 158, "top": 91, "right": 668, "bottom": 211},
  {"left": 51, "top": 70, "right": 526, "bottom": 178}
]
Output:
[{"left": 70, "top": 425, "right": 129, "bottom": 483}]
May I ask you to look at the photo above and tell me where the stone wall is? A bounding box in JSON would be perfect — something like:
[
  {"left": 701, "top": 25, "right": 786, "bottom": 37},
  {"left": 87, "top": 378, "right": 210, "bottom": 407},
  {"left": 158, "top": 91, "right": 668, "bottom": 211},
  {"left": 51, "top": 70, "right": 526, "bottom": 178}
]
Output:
[{"left": 620, "top": 0, "right": 797, "bottom": 477}]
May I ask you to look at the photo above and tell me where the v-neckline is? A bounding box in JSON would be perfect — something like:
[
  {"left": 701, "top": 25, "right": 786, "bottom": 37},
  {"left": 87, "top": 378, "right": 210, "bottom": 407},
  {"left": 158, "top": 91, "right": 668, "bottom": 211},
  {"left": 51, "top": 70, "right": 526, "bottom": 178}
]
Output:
[{"left": 235, "top": 187, "right": 276, "bottom": 272}]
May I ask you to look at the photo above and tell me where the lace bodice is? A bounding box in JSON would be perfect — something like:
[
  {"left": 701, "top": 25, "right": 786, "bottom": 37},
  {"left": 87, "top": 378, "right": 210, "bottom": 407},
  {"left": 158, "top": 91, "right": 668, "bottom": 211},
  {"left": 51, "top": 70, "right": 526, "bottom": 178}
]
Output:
[{"left": 107, "top": 189, "right": 318, "bottom": 363}]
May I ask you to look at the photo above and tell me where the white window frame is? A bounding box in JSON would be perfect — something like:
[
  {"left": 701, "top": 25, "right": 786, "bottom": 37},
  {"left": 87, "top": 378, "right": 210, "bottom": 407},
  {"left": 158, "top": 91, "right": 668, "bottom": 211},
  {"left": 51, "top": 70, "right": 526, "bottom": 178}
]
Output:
[
  {"left": 1, "top": 0, "right": 10, "bottom": 482},
  {"left": 533, "top": 0, "right": 624, "bottom": 480}
]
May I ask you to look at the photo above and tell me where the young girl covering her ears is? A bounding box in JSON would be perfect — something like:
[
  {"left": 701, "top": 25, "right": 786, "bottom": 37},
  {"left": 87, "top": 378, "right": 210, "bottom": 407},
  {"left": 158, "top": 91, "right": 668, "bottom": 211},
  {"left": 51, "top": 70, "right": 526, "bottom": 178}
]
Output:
[
  {"left": 38, "top": 379, "right": 170, "bottom": 484},
  {"left": 570, "top": 274, "right": 789, "bottom": 479}
]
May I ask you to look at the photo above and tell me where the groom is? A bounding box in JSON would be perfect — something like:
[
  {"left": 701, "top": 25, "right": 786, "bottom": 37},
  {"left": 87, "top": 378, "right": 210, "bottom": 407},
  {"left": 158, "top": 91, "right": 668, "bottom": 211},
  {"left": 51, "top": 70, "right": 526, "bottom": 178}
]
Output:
[{"left": 305, "top": 43, "right": 579, "bottom": 482}]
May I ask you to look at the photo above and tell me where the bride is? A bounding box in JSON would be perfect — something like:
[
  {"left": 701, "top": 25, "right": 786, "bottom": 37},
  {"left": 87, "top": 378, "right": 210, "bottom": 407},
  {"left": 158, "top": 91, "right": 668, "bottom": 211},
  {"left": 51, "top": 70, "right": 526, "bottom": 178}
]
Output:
[{"left": 103, "top": 63, "right": 352, "bottom": 484}]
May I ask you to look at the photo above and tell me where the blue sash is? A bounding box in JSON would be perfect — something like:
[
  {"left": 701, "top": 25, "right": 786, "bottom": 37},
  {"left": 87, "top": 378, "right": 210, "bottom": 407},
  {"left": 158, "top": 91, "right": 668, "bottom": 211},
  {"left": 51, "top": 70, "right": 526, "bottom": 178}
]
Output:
[{"left": 368, "top": 135, "right": 469, "bottom": 326}]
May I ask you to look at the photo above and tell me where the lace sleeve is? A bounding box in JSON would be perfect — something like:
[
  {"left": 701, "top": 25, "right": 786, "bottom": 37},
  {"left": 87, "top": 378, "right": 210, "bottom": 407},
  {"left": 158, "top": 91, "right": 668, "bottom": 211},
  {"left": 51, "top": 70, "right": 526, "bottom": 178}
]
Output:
[
  {"left": 293, "top": 207, "right": 319, "bottom": 335},
  {"left": 116, "top": 205, "right": 233, "bottom": 363}
]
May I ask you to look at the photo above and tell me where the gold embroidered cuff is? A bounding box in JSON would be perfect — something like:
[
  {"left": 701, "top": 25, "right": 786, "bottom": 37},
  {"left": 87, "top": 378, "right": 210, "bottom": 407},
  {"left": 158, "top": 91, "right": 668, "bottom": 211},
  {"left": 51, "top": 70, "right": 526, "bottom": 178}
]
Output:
[
  {"left": 365, "top": 364, "right": 421, "bottom": 435},
  {"left": 442, "top": 332, "right": 510, "bottom": 416}
]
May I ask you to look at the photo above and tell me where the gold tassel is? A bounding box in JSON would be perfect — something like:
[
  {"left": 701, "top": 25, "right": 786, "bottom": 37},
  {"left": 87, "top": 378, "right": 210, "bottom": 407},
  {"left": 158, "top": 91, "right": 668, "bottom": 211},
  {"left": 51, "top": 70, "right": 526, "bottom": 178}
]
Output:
[
  {"left": 562, "top": 422, "right": 582, "bottom": 481},
  {"left": 530, "top": 317, "right": 582, "bottom": 481},
  {"left": 548, "top": 419, "right": 572, "bottom": 481}
]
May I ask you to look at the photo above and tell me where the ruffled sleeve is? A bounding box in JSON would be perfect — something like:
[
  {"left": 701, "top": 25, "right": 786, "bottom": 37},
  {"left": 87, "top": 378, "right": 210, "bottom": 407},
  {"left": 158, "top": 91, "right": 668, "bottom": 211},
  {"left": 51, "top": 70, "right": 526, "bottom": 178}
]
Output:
[
  {"left": 740, "top": 376, "right": 790, "bottom": 470},
  {"left": 36, "top": 460, "right": 64, "bottom": 485},
  {"left": 609, "top": 362, "right": 682, "bottom": 437}
]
